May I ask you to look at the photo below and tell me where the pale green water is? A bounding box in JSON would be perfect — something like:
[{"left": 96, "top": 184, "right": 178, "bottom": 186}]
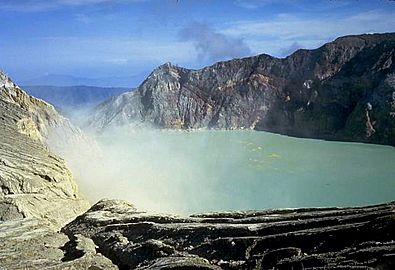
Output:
[{"left": 93, "top": 129, "right": 395, "bottom": 214}]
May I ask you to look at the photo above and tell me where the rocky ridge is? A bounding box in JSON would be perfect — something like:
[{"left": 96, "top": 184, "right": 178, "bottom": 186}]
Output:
[
  {"left": 0, "top": 70, "right": 90, "bottom": 225},
  {"left": 0, "top": 71, "right": 118, "bottom": 269},
  {"left": 63, "top": 199, "right": 395, "bottom": 270},
  {"left": 89, "top": 33, "right": 395, "bottom": 146}
]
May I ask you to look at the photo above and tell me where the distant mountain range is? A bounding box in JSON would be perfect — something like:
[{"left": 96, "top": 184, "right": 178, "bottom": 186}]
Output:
[
  {"left": 23, "top": 85, "right": 131, "bottom": 110},
  {"left": 19, "top": 73, "right": 148, "bottom": 88},
  {"left": 88, "top": 33, "right": 395, "bottom": 146}
]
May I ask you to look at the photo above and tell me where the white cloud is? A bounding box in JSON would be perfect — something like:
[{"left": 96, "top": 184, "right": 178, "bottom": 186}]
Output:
[
  {"left": 178, "top": 22, "right": 251, "bottom": 63},
  {"left": 221, "top": 10, "right": 395, "bottom": 57},
  {"left": 0, "top": 34, "right": 198, "bottom": 81},
  {"left": 278, "top": 41, "right": 304, "bottom": 57},
  {"left": 0, "top": 0, "right": 149, "bottom": 12},
  {"left": 234, "top": 0, "right": 352, "bottom": 10},
  {"left": 74, "top": 13, "right": 92, "bottom": 24},
  {"left": 234, "top": 0, "right": 278, "bottom": 9},
  {"left": 2, "top": 36, "right": 195, "bottom": 67}
]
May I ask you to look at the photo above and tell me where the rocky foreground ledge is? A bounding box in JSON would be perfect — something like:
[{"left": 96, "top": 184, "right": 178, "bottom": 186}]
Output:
[
  {"left": 58, "top": 199, "right": 395, "bottom": 270},
  {"left": 1, "top": 199, "right": 394, "bottom": 269}
]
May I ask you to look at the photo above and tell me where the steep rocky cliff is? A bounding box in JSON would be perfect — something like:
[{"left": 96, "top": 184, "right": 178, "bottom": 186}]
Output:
[
  {"left": 0, "top": 71, "right": 117, "bottom": 269},
  {"left": 0, "top": 71, "right": 90, "bottom": 225},
  {"left": 89, "top": 33, "right": 395, "bottom": 146}
]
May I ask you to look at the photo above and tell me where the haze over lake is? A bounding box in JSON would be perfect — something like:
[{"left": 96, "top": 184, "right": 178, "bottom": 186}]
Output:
[{"left": 69, "top": 129, "right": 395, "bottom": 215}]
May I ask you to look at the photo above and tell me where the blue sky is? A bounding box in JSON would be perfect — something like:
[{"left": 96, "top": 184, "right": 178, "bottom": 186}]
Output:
[{"left": 1, "top": 0, "right": 395, "bottom": 87}]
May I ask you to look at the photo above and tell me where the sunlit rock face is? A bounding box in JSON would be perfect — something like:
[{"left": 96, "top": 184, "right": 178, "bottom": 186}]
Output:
[
  {"left": 0, "top": 70, "right": 89, "bottom": 226},
  {"left": 89, "top": 33, "right": 395, "bottom": 146},
  {"left": 0, "top": 71, "right": 118, "bottom": 269}
]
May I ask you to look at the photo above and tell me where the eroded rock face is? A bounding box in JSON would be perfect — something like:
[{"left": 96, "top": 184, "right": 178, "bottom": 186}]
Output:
[
  {"left": 0, "top": 70, "right": 89, "bottom": 226},
  {"left": 89, "top": 33, "right": 395, "bottom": 146},
  {"left": 63, "top": 199, "right": 395, "bottom": 270},
  {"left": 0, "top": 72, "right": 119, "bottom": 269}
]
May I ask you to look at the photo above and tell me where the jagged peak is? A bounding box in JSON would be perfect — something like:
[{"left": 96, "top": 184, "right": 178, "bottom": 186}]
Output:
[
  {"left": 283, "top": 32, "right": 395, "bottom": 61},
  {"left": 145, "top": 62, "right": 188, "bottom": 81},
  {"left": 0, "top": 69, "right": 59, "bottom": 116},
  {"left": 154, "top": 62, "right": 187, "bottom": 73},
  {"left": 333, "top": 32, "right": 395, "bottom": 43},
  {"left": 159, "top": 62, "right": 175, "bottom": 69},
  {"left": 0, "top": 70, "right": 17, "bottom": 89},
  {"left": 325, "top": 32, "right": 395, "bottom": 50}
]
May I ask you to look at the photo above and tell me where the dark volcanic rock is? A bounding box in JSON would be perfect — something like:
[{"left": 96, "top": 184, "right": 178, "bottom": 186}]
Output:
[
  {"left": 89, "top": 33, "right": 395, "bottom": 146},
  {"left": 63, "top": 199, "right": 395, "bottom": 270}
]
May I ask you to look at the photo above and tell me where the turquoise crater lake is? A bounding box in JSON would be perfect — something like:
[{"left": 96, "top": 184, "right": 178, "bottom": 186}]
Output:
[{"left": 87, "top": 129, "right": 395, "bottom": 215}]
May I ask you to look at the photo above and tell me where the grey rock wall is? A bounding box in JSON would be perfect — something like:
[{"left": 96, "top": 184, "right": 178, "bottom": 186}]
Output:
[{"left": 89, "top": 33, "right": 395, "bottom": 146}]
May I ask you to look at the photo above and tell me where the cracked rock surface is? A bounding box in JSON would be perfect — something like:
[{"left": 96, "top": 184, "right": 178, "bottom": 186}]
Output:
[
  {"left": 63, "top": 199, "right": 395, "bottom": 270},
  {"left": 0, "top": 218, "right": 116, "bottom": 270}
]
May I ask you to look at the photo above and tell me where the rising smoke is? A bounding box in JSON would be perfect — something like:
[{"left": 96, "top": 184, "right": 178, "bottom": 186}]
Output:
[{"left": 52, "top": 124, "right": 233, "bottom": 215}]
